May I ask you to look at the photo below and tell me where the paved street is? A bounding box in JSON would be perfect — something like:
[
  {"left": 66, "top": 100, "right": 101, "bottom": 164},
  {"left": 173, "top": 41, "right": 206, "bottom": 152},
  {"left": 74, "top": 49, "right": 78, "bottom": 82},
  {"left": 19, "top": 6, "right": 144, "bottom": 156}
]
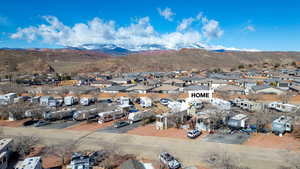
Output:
[{"left": 1, "top": 126, "right": 296, "bottom": 169}]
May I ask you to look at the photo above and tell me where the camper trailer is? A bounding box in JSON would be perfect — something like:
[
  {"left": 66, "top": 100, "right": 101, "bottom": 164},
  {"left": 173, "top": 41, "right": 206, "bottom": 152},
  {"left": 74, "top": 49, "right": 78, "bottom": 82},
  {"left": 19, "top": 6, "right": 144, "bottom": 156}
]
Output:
[
  {"left": 268, "top": 102, "right": 299, "bottom": 113},
  {"left": 272, "top": 116, "right": 293, "bottom": 135},
  {"left": 15, "top": 156, "right": 42, "bottom": 169},
  {"left": 232, "top": 98, "right": 263, "bottom": 112},
  {"left": 43, "top": 108, "right": 76, "bottom": 121},
  {"left": 119, "top": 97, "right": 131, "bottom": 106},
  {"left": 0, "top": 138, "right": 13, "bottom": 169},
  {"left": 30, "top": 96, "right": 40, "bottom": 104},
  {"left": 40, "top": 96, "right": 54, "bottom": 106},
  {"left": 97, "top": 109, "right": 125, "bottom": 123},
  {"left": 80, "top": 97, "right": 95, "bottom": 106},
  {"left": 64, "top": 96, "right": 79, "bottom": 106},
  {"left": 227, "top": 114, "right": 248, "bottom": 129},
  {"left": 0, "top": 93, "right": 17, "bottom": 103},
  {"left": 73, "top": 108, "right": 99, "bottom": 121},
  {"left": 140, "top": 97, "right": 152, "bottom": 108},
  {"left": 210, "top": 98, "right": 231, "bottom": 110},
  {"left": 128, "top": 110, "right": 152, "bottom": 124}
]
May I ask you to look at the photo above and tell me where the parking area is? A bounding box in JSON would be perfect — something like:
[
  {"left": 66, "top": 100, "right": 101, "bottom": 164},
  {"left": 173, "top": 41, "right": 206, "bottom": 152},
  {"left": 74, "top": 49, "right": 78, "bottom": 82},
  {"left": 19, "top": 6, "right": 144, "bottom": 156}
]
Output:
[
  {"left": 97, "top": 121, "right": 145, "bottom": 134},
  {"left": 202, "top": 130, "right": 250, "bottom": 144}
]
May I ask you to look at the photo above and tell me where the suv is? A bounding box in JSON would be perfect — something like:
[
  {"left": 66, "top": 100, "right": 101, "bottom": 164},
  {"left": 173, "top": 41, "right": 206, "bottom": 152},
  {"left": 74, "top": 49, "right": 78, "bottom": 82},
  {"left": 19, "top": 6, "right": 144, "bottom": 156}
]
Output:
[
  {"left": 187, "top": 129, "right": 201, "bottom": 139},
  {"left": 34, "top": 120, "right": 50, "bottom": 127},
  {"left": 159, "top": 152, "right": 181, "bottom": 169}
]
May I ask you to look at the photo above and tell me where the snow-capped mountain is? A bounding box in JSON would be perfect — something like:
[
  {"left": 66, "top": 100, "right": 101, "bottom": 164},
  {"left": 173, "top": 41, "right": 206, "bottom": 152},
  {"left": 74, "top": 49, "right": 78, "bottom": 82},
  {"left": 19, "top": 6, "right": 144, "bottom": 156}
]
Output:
[{"left": 64, "top": 42, "right": 258, "bottom": 55}]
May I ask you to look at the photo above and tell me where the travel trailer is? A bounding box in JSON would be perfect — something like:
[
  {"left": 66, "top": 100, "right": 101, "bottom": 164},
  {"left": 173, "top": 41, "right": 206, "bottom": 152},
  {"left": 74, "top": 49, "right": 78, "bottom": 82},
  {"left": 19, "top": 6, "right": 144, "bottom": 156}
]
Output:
[
  {"left": 97, "top": 109, "right": 125, "bottom": 123},
  {"left": 64, "top": 96, "right": 79, "bottom": 106},
  {"left": 0, "top": 138, "right": 13, "bottom": 169},
  {"left": 0, "top": 93, "right": 17, "bottom": 105},
  {"left": 272, "top": 116, "right": 293, "bottom": 135},
  {"left": 73, "top": 108, "right": 99, "bottom": 121},
  {"left": 232, "top": 98, "right": 263, "bottom": 112},
  {"left": 227, "top": 114, "right": 248, "bottom": 129},
  {"left": 268, "top": 102, "right": 299, "bottom": 113},
  {"left": 15, "top": 157, "right": 42, "bottom": 169},
  {"left": 128, "top": 110, "right": 152, "bottom": 124},
  {"left": 210, "top": 98, "right": 231, "bottom": 110},
  {"left": 43, "top": 108, "right": 76, "bottom": 121}
]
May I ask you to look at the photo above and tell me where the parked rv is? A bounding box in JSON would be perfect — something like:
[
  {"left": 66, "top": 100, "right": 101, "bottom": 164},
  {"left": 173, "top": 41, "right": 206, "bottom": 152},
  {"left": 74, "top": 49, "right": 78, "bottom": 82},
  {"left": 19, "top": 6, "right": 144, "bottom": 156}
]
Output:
[
  {"left": 0, "top": 138, "right": 13, "bottom": 169},
  {"left": 64, "top": 96, "right": 79, "bottom": 106},
  {"left": 272, "top": 116, "right": 293, "bottom": 135},
  {"left": 73, "top": 108, "right": 99, "bottom": 121},
  {"left": 15, "top": 156, "right": 42, "bottom": 169},
  {"left": 80, "top": 97, "right": 95, "bottom": 106},
  {"left": 227, "top": 114, "right": 248, "bottom": 129},
  {"left": 268, "top": 102, "right": 299, "bottom": 113},
  {"left": 128, "top": 110, "right": 152, "bottom": 124},
  {"left": 43, "top": 108, "right": 76, "bottom": 121},
  {"left": 140, "top": 97, "right": 152, "bottom": 108},
  {"left": 97, "top": 109, "right": 124, "bottom": 124}
]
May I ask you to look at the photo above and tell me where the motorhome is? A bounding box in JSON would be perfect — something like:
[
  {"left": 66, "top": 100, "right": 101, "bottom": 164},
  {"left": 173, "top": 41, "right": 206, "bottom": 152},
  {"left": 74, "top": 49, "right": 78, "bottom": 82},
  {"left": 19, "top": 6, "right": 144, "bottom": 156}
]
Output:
[
  {"left": 64, "top": 96, "right": 79, "bottom": 106},
  {"left": 43, "top": 108, "right": 76, "bottom": 121},
  {"left": 227, "top": 114, "right": 248, "bottom": 129},
  {"left": 40, "top": 96, "right": 54, "bottom": 106},
  {"left": 15, "top": 157, "right": 42, "bottom": 169},
  {"left": 272, "top": 116, "right": 293, "bottom": 135},
  {"left": 268, "top": 102, "right": 299, "bottom": 113},
  {"left": 140, "top": 97, "right": 152, "bottom": 108}
]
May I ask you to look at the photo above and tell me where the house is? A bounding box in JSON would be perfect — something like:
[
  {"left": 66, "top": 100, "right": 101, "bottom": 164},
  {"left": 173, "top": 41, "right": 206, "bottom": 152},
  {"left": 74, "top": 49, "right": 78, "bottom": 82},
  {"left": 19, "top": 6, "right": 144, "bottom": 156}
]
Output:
[
  {"left": 39, "top": 96, "right": 54, "bottom": 106},
  {"left": 90, "top": 80, "right": 113, "bottom": 88},
  {"left": 162, "top": 79, "right": 185, "bottom": 87},
  {"left": 120, "top": 159, "right": 145, "bottom": 169},
  {"left": 0, "top": 138, "right": 13, "bottom": 169},
  {"left": 251, "top": 85, "right": 285, "bottom": 95},
  {"left": 68, "top": 153, "right": 92, "bottom": 169},
  {"left": 101, "top": 85, "right": 134, "bottom": 93},
  {"left": 110, "top": 77, "right": 132, "bottom": 85},
  {"left": 126, "top": 85, "right": 154, "bottom": 94},
  {"left": 180, "top": 76, "right": 204, "bottom": 85},
  {"left": 15, "top": 156, "right": 42, "bottom": 169},
  {"left": 151, "top": 85, "right": 180, "bottom": 94}
]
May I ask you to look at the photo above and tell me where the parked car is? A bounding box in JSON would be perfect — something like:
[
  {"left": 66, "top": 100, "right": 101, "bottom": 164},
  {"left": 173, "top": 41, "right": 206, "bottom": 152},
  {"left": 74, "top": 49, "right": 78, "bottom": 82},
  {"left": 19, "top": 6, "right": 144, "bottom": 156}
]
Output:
[
  {"left": 23, "top": 120, "right": 39, "bottom": 126},
  {"left": 34, "top": 120, "right": 50, "bottom": 127},
  {"left": 160, "top": 98, "right": 171, "bottom": 106},
  {"left": 159, "top": 152, "right": 181, "bottom": 169},
  {"left": 113, "top": 120, "right": 129, "bottom": 128},
  {"left": 187, "top": 129, "right": 201, "bottom": 139}
]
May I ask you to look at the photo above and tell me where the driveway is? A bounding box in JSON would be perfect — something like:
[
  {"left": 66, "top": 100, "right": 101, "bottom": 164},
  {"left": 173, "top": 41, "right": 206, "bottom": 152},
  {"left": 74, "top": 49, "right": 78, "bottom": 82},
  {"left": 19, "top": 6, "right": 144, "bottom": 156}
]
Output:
[{"left": 97, "top": 121, "right": 144, "bottom": 133}]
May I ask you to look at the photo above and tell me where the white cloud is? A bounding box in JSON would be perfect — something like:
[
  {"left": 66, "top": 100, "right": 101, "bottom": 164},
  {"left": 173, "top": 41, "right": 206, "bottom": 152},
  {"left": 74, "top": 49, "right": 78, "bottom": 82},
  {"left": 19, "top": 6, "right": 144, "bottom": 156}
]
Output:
[
  {"left": 11, "top": 15, "right": 203, "bottom": 50},
  {"left": 177, "top": 17, "right": 194, "bottom": 31},
  {"left": 158, "top": 7, "right": 175, "bottom": 21},
  {"left": 244, "top": 25, "right": 255, "bottom": 32},
  {"left": 202, "top": 19, "right": 224, "bottom": 39}
]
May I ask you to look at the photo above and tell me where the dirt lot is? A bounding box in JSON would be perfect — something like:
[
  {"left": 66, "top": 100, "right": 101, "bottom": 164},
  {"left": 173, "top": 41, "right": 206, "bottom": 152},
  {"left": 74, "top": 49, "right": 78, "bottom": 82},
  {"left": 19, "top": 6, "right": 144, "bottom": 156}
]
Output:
[
  {"left": 65, "top": 121, "right": 114, "bottom": 131},
  {"left": 0, "top": 119, "right": 31, "bottom": 127},
  {"left": 202, "top": 130, "right": 250, "bottom": 144},
  {"left": 127, "top": 124, "right": 207, "bottom": 140},
  {"left": 243, "top": 133, "right": 300, "bottom": 150}
]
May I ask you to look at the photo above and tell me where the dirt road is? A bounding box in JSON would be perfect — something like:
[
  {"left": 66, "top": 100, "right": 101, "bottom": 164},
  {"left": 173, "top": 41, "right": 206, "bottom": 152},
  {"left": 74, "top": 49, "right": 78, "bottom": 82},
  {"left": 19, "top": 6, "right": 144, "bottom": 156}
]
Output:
[{"left": 2, "top": 126, "right": 296, "bottom": 169}]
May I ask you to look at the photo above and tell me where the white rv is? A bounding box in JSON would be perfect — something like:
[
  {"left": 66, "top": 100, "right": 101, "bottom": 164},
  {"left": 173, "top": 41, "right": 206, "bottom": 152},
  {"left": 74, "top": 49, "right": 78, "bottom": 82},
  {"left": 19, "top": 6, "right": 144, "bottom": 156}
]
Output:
[
  {"left": 64, "top": 96, "right": 79, "bottom": 106},
  {"left": 97, "top": 109, "right": 124, "bottom": 123},
  {"left": 43, "top": 108, "right": 76, "bottom": 121},
  {"left": 140, "top": 97, "right": 152, "bottom": 108},
  {"left": 272, "top": 116, "right": 293, "bottom": 135},
  {"left": 15, "top": 156, "right": 42, "bottom": 169},
  {"left": 227, "top": 114, "right": 248, "bottom": 129},
  {"left": 73, "top": 108, "right": 99, "bottom": 121},
  {"left": 0, "top": 138, "right": 13, "bottom": 169},
  {"left": 128, "top": 110, "right": 152, "bottom": 124},
  {"left": 210, "top": 98, "right": 231, "bottom": 110},
  {"left": 268, "top": 102, "right": 299, "bottom": 113}
]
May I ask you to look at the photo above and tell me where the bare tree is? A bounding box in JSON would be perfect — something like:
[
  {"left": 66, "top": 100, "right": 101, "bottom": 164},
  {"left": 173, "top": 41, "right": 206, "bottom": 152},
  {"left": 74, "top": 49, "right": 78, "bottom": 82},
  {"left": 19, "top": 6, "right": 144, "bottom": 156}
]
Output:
[
  {"left": 12, "top": 135, "right": 40, "bottom": 158},
  {"left": 279, "top": 91, "right": 293, "bottom": 104},
  {"left": 43, "top": 141, "right": 76, "bottom": 166},
  {"left": 206, "top": 149, "right": 250, "bottom": 169}
]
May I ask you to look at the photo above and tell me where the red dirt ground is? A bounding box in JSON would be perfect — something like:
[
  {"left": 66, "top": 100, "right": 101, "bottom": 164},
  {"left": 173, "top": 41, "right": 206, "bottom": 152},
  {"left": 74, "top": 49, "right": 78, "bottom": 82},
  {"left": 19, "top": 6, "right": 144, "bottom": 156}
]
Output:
[
  {"left": 64, "top": 121, "right": 114, "bottom": 131},
  {"left": 0, "top": 118, "right": 31, "bottom": 127},
  {"left": 243, "top": 133, "right": 300, "bottom": 150},
  {"left": 127, "top": 124, "right": 208, "bottom": 140}
]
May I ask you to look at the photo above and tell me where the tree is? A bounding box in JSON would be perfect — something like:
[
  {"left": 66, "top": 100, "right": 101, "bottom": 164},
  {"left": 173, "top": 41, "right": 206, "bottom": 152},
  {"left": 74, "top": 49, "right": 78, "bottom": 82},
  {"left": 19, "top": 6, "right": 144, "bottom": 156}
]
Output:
[
  {"left": 238, "top": 64, "right": 245, "bottom": 69},
  {"left": 12, "top": 135, "right": 40, "bottom": 158},
  {"left": 279, "top": 91, "right": 293, "bottom": 104},
  {"left": 43, "top": 141, "right": 76, "bottom": 166},
  {"left": 247, "top": 93, "right": 259, "bottom": 101}
]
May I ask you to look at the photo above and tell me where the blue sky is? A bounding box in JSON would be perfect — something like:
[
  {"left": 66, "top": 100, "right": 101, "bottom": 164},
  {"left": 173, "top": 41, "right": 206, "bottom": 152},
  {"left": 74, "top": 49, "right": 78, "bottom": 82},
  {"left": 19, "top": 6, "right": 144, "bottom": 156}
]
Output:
[{"left": 0, "top": 0, "right": 300, "bottom": 51}]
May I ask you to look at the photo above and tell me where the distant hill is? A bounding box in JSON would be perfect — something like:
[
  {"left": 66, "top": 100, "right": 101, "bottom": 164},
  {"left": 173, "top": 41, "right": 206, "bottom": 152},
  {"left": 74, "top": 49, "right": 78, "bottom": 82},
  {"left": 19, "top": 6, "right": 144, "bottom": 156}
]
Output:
[{"left": 1, "top": 48, "right": 300, "bottom": 74}]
